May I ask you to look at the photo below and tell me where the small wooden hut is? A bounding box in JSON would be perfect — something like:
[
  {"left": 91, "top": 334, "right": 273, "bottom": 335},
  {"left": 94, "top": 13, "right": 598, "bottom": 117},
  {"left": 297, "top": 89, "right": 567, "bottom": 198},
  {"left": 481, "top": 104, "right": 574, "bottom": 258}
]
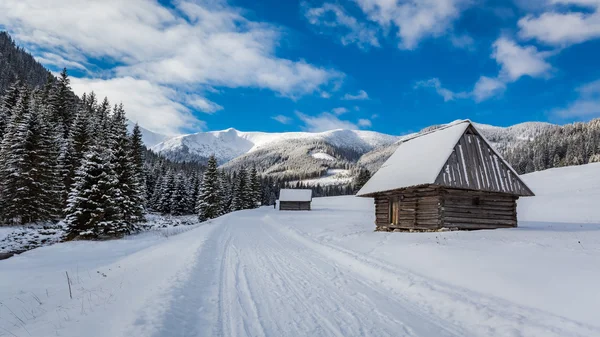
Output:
[
  {"left": 357, "top": 120, "right": 534, "bottom": 231},
  {"left": 279, "top": 189, "right": 312, "bottom": 211}
]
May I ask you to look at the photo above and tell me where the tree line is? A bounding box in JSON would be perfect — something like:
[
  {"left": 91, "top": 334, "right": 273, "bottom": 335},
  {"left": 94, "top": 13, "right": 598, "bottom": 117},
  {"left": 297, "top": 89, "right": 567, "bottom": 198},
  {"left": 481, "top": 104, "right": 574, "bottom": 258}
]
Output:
[
  {"left": 0, "top": 71, "right": 146, "bottom": 239},
  {"left": 504, "top": 119, "right": 600, "bottom": 174}
]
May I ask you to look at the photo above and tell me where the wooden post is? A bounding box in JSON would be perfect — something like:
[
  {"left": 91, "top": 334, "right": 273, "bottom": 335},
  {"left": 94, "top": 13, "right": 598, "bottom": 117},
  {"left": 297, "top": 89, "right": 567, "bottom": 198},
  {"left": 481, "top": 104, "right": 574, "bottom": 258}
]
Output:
[{"left": 65, "top": 271, "right": 72, "bottom": 299}]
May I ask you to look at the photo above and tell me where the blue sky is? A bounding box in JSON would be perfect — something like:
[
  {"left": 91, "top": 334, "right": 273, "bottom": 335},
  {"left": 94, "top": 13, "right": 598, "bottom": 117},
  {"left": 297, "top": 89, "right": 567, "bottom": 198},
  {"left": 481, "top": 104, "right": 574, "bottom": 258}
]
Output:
[{"left": 2, "top": 0, "right": 600, "bottom": 136}]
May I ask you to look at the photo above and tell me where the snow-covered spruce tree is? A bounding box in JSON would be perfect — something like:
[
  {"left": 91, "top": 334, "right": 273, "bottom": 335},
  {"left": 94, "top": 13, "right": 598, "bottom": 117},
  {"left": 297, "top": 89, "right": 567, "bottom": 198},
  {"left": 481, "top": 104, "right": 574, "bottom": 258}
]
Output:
[
  {"left": 187, "top": 172, "right": 200, "bottom": 214},
  {"left": 249, "top": 166, "right": 261, "bottom": 208},
  {"left": 353, "top": 169, "right": 371, "bottom": 192},
  {"left": 64, "top": 146, "right": 122, "bottom": 239},
  {"left": 107, "top": 103, "right": 141, "bottom": 230},
  {"left": 171, "top": 173, "right": 190, "bottom": 216},
  {"left": 63, "top": 105, "right": 93, "bottom": 198},
  {"left": 0, "top": 88, "right": 62, "bottom": 224},
  {"left": 196, "top": 155, "right": 221, "bottom": 220},
  {"left": 218, "top": 170, "right": 232, "bottom": 215},
  {"left": 0, "top": 80, "right": 21, "bottom": 139},
  {"left": 156, "top": 170, "right": 176, "bottom": 214},
  {"left": 48, "top": 68, "right": 75, "bottom": 138},
  {"left": 231, "top": 166, "right": 248, "bottom": 211},
  {"left": 130, "top": 123, "right": 147, "bottom": 218}
]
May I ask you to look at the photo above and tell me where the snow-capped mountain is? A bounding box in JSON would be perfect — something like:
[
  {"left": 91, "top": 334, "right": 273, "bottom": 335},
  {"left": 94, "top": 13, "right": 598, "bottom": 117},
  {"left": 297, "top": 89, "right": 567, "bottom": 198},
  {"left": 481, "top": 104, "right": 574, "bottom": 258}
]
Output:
[
  {"left": 150, "top": 128, "right": 400, "bottom": 164},
  {"left": 126, "top": 121, "right": 171, "bottom": 148},
  {"left": 144, "top": 120, "right": 557, "bottom": 183}
]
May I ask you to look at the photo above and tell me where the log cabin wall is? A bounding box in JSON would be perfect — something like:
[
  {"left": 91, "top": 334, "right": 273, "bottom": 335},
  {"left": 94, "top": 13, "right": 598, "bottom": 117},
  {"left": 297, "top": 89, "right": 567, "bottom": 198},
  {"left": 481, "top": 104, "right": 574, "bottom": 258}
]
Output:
[
  {"left": 440, "top": 188, "right": 517, "bottom": 229},
  {"left": 279, "top": 201, "right": 311, "bottom": 211},
  {"left": 373, "top": 185, "right": 442, "bottom": 231}
]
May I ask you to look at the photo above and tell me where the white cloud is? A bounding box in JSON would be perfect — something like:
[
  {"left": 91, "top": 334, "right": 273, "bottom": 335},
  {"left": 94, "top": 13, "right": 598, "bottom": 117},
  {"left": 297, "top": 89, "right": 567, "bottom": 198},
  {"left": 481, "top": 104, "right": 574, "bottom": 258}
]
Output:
[
  {"left": 414, "top": 78, "right": 468, "bottom": 101},
  {"left": 0, "top": 0, "right": 343, "bottom": 133},
  {"left": 449, "top": 34, "right": 475, "bottom": 50},
  {"left": 342, "top": 89, "right": 370, "bottom": 100},
  {"left": 518, "top": 1, "right": 600, "bottom": 46},
  {"left": 296, "top": 111, "right": 358, "bottom": 132},
  {"left": 358, "top": 118, "right": 372, "bottom": 127},
  {"left": 332, "top": 107, "right": 349, "bottom": 115},
  {"left": 554, "top": 79, "right": 600, "bottom": 118},
  {"left": 71, "top": 77, "right": 205, "bottom": 136},
  {"left": 472, "top": 76, "right": 507, "bottom": 102},
  {"left": 186, "top": 96, "right": 223, "bottom": 114},
  {"left": 418, "top": 37, "right": 551, "bottom": 102},
  {"left": 304, "top": 3, "right": 380, "bottom": 49},
  {"left": 492, "top": 37, "right": 552, "bottom": 81},
  {"left": 272, "top": 115, "right": 293, "bottom": 124},
  {"left": 353, "top": 0, "right": 470, "bottom": 49}
]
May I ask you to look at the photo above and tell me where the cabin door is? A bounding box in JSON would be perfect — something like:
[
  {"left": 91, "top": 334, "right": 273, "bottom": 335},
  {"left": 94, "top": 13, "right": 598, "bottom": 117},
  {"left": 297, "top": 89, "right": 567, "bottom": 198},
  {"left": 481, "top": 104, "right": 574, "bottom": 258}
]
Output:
[{"left": 389, "top": 197, "right": 399, "bottom": 225}]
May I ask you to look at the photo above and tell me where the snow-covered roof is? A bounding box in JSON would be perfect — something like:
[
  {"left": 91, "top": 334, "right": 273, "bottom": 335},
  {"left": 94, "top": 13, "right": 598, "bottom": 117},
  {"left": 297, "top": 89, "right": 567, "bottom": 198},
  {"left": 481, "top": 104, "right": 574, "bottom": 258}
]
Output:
[
  {"left": 279, "top": 189, "right": 312, "bottom": 202},
  {"left": 356, "top": 120, "right": 471, "bottom": 196}
]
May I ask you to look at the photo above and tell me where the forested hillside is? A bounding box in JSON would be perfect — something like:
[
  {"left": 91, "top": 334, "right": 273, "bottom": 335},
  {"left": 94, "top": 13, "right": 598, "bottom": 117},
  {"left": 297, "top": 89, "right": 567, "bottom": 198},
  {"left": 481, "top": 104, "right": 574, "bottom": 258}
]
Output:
[
  {"left": 0, "top": 32, "right": 51, "bottom": 94},
  {"left": 0, "top": 32, "right": 290, "bottom": 238}
]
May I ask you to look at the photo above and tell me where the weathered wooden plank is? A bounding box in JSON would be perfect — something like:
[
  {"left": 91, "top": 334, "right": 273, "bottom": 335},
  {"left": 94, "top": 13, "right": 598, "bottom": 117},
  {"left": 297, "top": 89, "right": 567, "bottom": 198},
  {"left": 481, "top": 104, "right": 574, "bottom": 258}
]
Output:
[
  {"left": 442, "top": 222, "right": 516, "bottom": 229},
  {"left": 469, "top": 134, "right": 489, "bottom": 190},
  {"left": 443, "top": 217, "right": 517, "bottom": 225}
]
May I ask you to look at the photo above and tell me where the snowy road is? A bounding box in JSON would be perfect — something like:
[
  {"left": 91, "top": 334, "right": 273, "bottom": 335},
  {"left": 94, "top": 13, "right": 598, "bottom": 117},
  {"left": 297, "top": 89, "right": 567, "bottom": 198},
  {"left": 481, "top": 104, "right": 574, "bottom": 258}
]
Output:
[{"left": 2, "top": 194, "right": 600, "bottom": 337}]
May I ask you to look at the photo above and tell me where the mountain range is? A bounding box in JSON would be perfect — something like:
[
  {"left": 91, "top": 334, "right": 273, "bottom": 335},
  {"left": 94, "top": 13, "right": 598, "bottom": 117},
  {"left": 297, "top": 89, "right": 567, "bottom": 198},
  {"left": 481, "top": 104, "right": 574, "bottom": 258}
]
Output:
[{"left": 137, "top": 120, "right": 557, "bottom": 184}]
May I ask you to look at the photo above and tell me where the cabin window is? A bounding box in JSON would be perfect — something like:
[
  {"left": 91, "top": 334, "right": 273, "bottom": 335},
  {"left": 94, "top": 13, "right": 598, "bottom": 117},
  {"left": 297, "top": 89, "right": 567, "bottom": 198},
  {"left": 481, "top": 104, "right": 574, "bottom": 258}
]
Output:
[{"left": 472, "top": 197, "right": 480, "bottom": 206}]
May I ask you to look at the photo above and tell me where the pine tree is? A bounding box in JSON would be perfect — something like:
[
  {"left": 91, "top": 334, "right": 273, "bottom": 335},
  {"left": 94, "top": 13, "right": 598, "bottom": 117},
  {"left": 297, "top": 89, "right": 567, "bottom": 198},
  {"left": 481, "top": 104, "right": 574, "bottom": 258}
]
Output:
[
  {"left": 156, "top": 170, "right": 176, "bottom": 214},
  {"left": 130, "top": 123, "right": 147, "bottom": 219},
  {"left": 196, "top": 155, "right": 221, "bottom": 220},
  {"left": 231, "top": 166, "right": 247, "bottom": 211},
  {"left": 107, "top": 103, "right": 138, "bottom": 231},
  {"left": 64, "top": 146, "right": 120, "bottom": 239},
  {"left": 219, "top": 171, "right": 232, "bottom": 215},
  {"left": 249, "top": 166, "right": 261, "bottom": 208},
  {"left": 354, "top": 169, "right": 371, "bottom": 192},
  {"left": 64, "top": 106, "right": 92, "bottom": 196},
  {"left": 0, "top": 88, "right": 50, "bottom": 224},
  {"left": 0, "top": 80, "right": 21, "bottom": 139},
  {"left": 48, "top": 68, "right": 74, "bottom": 137},
  {"left": 171, "top": 173, "right": 190, "bottom": 216}
]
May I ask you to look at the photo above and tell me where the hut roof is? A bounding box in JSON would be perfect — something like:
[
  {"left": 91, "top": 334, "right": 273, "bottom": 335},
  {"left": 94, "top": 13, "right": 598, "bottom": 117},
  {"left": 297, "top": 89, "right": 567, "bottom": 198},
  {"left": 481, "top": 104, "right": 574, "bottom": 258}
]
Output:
[
  {"left": 279, "top": 189, "right": 312, "bottom": 202},
  {"left": 357, "top": 120, "right": 534, "bottom": 197}
]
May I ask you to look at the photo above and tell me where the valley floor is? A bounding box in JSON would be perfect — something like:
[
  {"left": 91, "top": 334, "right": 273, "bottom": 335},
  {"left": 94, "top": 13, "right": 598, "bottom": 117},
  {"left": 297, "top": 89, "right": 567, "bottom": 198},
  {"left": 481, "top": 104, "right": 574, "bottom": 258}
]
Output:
[{"left": 2, "top": 165, "right": 600, "bottom": 337}]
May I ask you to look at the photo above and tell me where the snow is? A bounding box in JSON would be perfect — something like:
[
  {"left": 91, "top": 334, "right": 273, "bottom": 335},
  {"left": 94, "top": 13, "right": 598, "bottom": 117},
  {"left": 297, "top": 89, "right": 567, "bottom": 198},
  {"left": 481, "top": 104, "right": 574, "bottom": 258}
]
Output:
[
  {"left": 151, "top": 128, "right": 400, "bottom": 163},
  {"left": 357, "top": 120, "right": 470, "bottom": 196},
  {"left": 278, "top": 189, "right": 312, "bottom": 202},
  {"left": 292, "top": 168, "right": 354, "bottom": 186},
  {"left": 518, "top": 162, "right": 600, "bottom": 223},
  {"left": 126, "top": 120, "right": 169, "bottom": 148},
  {"left": 311, "top": 151, "right": 336, "bottom": 161},
  {"left": 2, "top": 163, "right": 600, "bottom": 337}
]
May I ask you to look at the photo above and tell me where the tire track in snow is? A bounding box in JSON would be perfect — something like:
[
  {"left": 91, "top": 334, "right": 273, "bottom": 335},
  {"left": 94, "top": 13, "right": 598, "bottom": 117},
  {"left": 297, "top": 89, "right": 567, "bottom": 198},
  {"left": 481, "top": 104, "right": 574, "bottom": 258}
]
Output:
[
  {"left": 264, "top": 215, "right": 600, "bottom": 337},
  {"left": 225, "top": 217, "right": 461, "bottom": 337}
]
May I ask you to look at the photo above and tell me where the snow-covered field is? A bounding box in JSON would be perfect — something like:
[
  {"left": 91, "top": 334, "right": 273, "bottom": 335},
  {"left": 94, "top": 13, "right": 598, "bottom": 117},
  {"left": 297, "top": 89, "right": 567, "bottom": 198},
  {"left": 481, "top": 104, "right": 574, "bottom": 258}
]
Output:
[
  {"left": 1, "top": 164, "right": 599, "bottom": 337},
  {"left": 292, "top": 168, "right": 354, "bottom": 186}
]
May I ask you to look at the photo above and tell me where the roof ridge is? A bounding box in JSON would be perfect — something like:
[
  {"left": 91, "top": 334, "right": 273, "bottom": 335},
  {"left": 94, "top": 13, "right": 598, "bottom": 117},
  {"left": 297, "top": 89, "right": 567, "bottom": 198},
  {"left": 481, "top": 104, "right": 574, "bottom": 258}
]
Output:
[{"left": 399, "top": 119, "right": 471, "bottom": 144}]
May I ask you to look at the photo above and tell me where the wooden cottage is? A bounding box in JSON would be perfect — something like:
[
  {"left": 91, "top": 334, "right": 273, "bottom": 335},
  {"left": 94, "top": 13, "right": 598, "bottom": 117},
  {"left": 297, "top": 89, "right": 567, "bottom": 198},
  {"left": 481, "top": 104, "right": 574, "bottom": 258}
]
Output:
[
  {"left": 357, "top": 120, "right": 534, "bottom": 231},
  {"left": 279, "top": 189, "right": 312, "bottom": 211}
]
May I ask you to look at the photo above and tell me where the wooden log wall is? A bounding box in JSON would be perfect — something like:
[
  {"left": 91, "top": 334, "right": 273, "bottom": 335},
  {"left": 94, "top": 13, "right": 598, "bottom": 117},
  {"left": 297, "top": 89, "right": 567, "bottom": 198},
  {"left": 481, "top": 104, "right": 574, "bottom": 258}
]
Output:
[
  {"left": 440, "top": 188, "right": 518, "bottom": 229},
  {"left": 373, "top": 185, "right": 442, "bottom": 231},
  {"left": 279, "top": 201, "right": 311, "bottom": 211}
]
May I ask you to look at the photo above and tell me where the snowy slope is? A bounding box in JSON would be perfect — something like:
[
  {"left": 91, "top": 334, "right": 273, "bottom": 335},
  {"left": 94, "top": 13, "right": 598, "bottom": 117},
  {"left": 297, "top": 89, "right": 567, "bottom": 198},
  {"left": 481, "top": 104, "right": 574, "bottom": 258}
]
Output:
[
  {"left": 291, "top": 169, "right": 354, "bottom": 186},
  {"left": 2, "top": 164, "right": 599, "bottom": 337},
  {"left": 518, "top": 162, "right": 600, "bottom": 223}
]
